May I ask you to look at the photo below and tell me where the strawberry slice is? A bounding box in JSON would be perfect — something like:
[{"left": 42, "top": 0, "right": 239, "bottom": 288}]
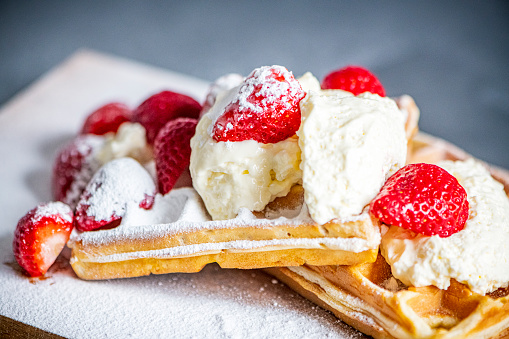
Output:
[
  {"left": 80, "top": 102, "right": 132, "bottom": 135},
  {"left": 212, "top": 65, "right": 305, "bottom": 144},
  {"left": 13, "top": 202, "right": 74, "bottom": 277},
  {"left": 154, "top": 117, "right": 198, "bottom": 194},
  {"left": 132, "top": 91, "right": 202, "bottom": 144},
  {"left": 74, "top": 157, "right": 156, "bottom": 232},
  {"left": 52, "top": 135, "right": 105, "bottom": 209},
  {"left": 370, "top": 163, "right": 469, "bottom": 237},
  {"left": 321, "top": 66, "right": 386, "bottom": 97}
]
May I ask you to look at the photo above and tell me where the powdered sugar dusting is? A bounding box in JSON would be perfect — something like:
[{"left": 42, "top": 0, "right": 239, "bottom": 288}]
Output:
[
  {"left": 70, "top": 187, "right": 380, "bottom": 257},
  {"left": 32, "top": 201, "right": 73, "bottom": 224},
  {"left": 235, "top": 65, "right": 300, "bottom": 114},
  {"left": 289, "top": 266, "right": 383, "bottom": 330},
  {"left": 77, "top": 157, "right": 156, "bottom": 222},
  {"left": 208, "top": 65, "right": 305, "bottom": 138},
  {"left": 90, "top": 236, "right": 376, "bottom": 263}
]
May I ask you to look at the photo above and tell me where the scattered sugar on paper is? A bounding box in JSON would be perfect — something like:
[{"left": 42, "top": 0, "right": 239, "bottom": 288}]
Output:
[{"left": 1, "top": 246, "right": 368, "bottom": 339}]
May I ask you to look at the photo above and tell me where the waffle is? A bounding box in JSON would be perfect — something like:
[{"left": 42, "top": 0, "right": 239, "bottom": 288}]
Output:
[
  {"left": 69, "top": 184, "right": 381, "bottom": 280},
  {"left": 266, "top": 133, "right": 509, "bottom": 339},
  {"left": 69, "top": 96, "right": 419, "bottom": 280}
]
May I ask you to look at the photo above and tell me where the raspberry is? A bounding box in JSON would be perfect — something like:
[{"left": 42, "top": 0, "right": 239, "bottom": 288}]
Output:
[
  {"left": 13, "top": 202, "right": 74, "bottom": 277},
  {"left": 132, "top": 91, "right": 202, "bottom": 144},
  {"left": 212, "top": 65, "right": 305, "bottom": 144},
  {"left": 370, "top": 163, "right": 469, "bottom": 237},
  {"left": 74, "top": 158, "right": 156, "bottom": 232},
  {"left": 321, "top": 66, "right": 386, "bottom": 97},
  {"left": 154, "top": 118, "right": 198, "bottom": 194},
  {"left": 80, "top": 102, "right": 132, "bottom": 135},
  {"left": 52, "top": 135, "right": 105, "bottom": 209}
]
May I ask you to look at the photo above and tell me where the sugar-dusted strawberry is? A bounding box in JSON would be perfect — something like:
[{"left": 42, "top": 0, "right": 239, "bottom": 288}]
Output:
[
  {"left": 321, "top": 66, "right": 386, "bottom": 97},
  {"left": 52, "top": 135, "right": 105, "bottom": 209},
  {"left": 154, "top": 118, "right": 198, "bottom": 194},
  {"left": 370, "top": 163, "right": 469, "bottom": 237},
  {"left": 200, "top": 73, "right": 244, "bottom": 116},
  {"left": 132, "top": 91, "right": 202, "bottom": 144},
  {"left": 74, "top": 157, "right": 156, "bottom": 232},
  {"left": 80, "top": 102, "right": 132, "bottom": 135},
  {"left": 13, "top": 202, "right": 74, "bottom": 277},
  {"left": 212, "top": 65, "right": 305, "bottom": 144}
]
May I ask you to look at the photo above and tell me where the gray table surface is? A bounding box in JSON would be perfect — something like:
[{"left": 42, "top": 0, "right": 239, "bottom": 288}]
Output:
[{"left": 1, "top": 0, "right": 508, "bottom": 169}]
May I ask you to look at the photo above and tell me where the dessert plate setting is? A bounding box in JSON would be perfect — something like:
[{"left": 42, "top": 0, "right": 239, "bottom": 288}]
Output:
[{"left": 1, "top": 50, "right": 508, "bottom": 338}]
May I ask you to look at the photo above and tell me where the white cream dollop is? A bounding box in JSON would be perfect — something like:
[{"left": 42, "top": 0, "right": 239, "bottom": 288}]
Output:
[
  {"left": 96, "top": 122, "right": 152, "bottom": 165},
  {"left": 298, "top": 91, "right": 407, "bottom": 224},
  {"left": 190, "top": 86, "right": 302, "bottom": 220},
  {"left": 381, "top": 159, "right": 509, "bottom": 295}
]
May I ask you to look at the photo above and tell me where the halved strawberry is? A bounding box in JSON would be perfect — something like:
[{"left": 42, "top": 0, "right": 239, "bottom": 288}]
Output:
[
  {"left": 52, "top": 135, "right": 105, "bottom": 209},
  {"left": 154, "top": 117, "right": 198, "bottom": 194},
  {"left": 13, "top": 202, "right": 74, "bottom": 277},
  {"left": 321, "top": 66, "right": 386, "bottom": 97},
  {"left": 132, "top": 91, "right": 202, "bottom": 144},
  {"left": 80, "top": 102, "right": 132, "bottom": 135},
  {"left": 212, "top": 65, "right": 305, "bottom": 144},
  {"left": 74, "top": 157, "right": 156, "bottom": 232},
  {"left": 370, "top": 163, "right": 469, "bottom": 237}
]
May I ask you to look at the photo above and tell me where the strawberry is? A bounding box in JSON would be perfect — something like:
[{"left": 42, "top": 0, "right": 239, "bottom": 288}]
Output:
[
  {"left": 52, "top": 135, "right": 105, "bottom": 209},
  {"left": 132, "top": 91, "right": 202, "bottom": 144},
  {"left": 13, "top": 202, "right": 74, "bottom": 277},
  {"left": 212, "top": 65, "right": 305, "bottom": 144},
  {"left": 154, "top": 117, "right": 198, "bottom": 194},
  {"left": 321, "top": 66, "right": 386, "bottom": 97},
  {"left": 80, "top": 102, "right": 132, "bottom": 135},
  {"left": 370, "top": 163, "right": 469, "bottom": 237},
  {"left": 74, "top": 158, "right": 156, "bottom": 232}
]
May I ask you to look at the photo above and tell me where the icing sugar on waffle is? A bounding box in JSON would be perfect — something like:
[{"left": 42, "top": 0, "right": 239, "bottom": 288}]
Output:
[{"left": 69, "top": 187, "right": 381, "bottom": 264}]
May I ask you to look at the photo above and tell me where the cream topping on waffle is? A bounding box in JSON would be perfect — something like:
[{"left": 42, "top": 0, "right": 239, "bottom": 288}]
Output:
[
  {"left": 69, "top": 187, "right": 381, "bottom": 262},
  {"left": 381, "top": 158, "right": 509, "bottom": 295},
  {"left": 190, "top": 77, "right": 303, "bottom": 220},
  {"left": 298, "top": 91, "right": 407, "bottom": 224},
  {"left": 97, "top": 122, "right": 152, "bottom": 165},
  {"left": 190, "top": 112, "right": 302, "bottom": 220}
]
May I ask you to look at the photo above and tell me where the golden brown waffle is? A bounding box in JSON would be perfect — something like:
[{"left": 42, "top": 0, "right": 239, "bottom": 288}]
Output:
[
  {"left": 68, "top": 95, "right": 419, "bottom": 280},
  {"left": 69, "top": 184, "right": 381, "bottom": 280},
  {"left": 266, "top": 134, "right": 509, "bottom": 339}
]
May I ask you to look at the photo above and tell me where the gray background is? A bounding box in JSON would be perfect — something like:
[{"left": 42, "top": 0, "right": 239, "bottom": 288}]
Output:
[{"left": 1, "top": 1, "right": 508, "bottom": 168}]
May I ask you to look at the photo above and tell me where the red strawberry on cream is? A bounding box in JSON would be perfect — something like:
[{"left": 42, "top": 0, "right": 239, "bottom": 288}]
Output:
[
  {"left": 132, "top": 91, "right": 202, "bottom": 144},
  {"left": 154, "top": 118, "right": 198, "bottom": 194},
  {"left": 381, "top": 159, "right": 509, "bottom": 295},
  {"left": 190, "top": 66, "right": 304, "bottom": 220},
  {"left": 370, "top": 163, "right": 469, "bottom": 237},
  {"left": 80, "top": 102, "right": 132, "bottom": 136},
  {"left": 321, "top": 65, "right": 386, "bottom": 97},
  {"left": 212, "top": 65, "right": 305, "bottom": 144},
  {"left": 74, "top": 158, "right": 156, "bottom": 232}
]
